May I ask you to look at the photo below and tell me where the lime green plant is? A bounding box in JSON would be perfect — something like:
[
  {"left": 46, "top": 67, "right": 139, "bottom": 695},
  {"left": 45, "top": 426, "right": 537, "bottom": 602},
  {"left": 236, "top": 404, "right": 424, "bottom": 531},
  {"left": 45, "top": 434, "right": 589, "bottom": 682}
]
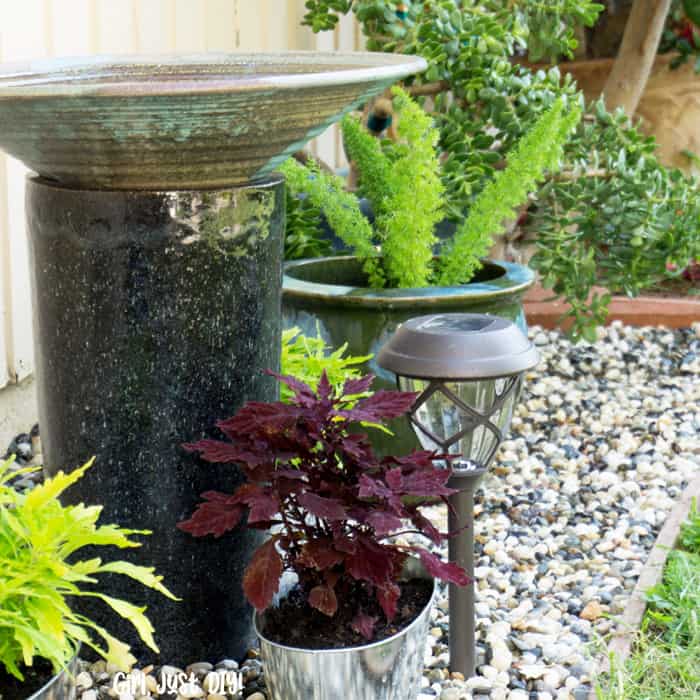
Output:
[
  {"left": 342, "top": 86, "right": 445, "bottom": 287},
  {"left": 437, "top": 97, "right": 581, "bottom": 286},
  {"left": 0, "top": 457, "right": 176, "bottom": 680},
  {"left": 280, "top": 327, "right": 371, "bottom": 403},
  {"left": 282, "top": 87, "right": 580, "bottom": 289}
]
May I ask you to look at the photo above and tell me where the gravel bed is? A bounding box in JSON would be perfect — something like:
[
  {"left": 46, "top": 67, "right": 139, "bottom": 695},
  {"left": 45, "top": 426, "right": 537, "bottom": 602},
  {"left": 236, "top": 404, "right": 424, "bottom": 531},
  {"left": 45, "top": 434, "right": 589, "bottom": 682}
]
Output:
[
  {"left": 413, "top": 322, "right": 700, "bottom": 700},
  {"left": 11, "top": 322, "right": 700, "bottom": 700}
]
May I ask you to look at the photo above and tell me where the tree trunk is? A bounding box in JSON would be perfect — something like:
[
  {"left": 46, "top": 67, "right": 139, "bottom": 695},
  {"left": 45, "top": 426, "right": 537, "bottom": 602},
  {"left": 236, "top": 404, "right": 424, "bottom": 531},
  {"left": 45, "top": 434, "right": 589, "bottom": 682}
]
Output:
[{"left": 602, "top": 0, "right": 672, "bottom": 115}]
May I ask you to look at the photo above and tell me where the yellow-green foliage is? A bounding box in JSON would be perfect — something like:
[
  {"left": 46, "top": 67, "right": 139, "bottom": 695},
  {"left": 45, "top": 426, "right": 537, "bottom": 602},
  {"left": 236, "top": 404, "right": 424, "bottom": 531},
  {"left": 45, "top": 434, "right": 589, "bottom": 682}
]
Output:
[
  {"left": 438, "top": 97, "right": 581, "bottom": 286},
  {"left": 279, "top": 158, "right": 384, "bottom": 287},
  {"left": 280, "top": 327, "right": 371, "bottom": 403},
  {"left": 342, "top": 86, "right": 444, "bottom": 287},
  {"left": 0, "top": 458, "right": 177, "bottom": 680},
  {"left": 283, "top": 91, "right": 579, "bottom": 290}
]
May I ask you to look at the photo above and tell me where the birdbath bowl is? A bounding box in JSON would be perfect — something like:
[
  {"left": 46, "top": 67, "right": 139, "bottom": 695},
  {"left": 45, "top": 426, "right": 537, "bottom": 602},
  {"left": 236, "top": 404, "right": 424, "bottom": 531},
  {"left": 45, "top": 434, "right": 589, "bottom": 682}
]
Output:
[
  {"left": 0, "top": 51, "right": 426, "bottom": 189},
  {"left": 0, "top": 50, "right": 426, "bottom": 664}
]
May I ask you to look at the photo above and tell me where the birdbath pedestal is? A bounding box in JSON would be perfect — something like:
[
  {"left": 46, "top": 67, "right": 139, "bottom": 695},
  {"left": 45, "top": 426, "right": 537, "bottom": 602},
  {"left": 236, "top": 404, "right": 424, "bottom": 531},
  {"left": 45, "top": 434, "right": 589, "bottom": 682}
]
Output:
[{"left": 0, "top": 51, "right": 426, "bottom": 663}]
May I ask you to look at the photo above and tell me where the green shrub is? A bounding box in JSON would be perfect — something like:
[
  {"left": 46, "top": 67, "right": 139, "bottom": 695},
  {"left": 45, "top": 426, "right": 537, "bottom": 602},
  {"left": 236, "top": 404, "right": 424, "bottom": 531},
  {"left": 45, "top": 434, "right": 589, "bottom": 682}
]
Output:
[
  {"left": 0, "top": 457, "right": 176, "bottom": 680},
  {"left": 297, "top": 1, "right": 700, "bottom": 340},
  {"left": 283, "top": 87, "right": 579, "bottom": 290}
]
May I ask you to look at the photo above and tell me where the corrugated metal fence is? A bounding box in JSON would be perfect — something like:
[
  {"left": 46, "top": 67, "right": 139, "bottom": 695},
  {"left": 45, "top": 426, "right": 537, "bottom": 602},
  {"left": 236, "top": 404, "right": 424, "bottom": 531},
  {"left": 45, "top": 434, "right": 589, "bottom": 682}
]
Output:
[{"left": 0, "top": 0, "right": 361, "bottom": 389}]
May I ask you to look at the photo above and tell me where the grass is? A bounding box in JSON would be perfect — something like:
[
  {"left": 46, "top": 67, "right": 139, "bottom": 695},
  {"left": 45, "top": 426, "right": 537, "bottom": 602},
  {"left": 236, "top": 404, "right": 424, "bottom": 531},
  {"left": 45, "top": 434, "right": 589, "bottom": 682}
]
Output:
[{"left": 597, "top": 500, "right": 700, "bottom": 700}]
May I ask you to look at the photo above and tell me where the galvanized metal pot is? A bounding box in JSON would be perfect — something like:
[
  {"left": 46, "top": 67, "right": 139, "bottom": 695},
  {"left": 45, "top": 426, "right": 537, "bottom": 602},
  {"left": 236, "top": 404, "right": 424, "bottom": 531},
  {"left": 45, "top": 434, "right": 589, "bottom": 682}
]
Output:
[
  {"left": 255, "top": 559, "right": 436, "bottom": 700},
  {"left": 24, "top": 655, "right": 79, "bottom": 700}
]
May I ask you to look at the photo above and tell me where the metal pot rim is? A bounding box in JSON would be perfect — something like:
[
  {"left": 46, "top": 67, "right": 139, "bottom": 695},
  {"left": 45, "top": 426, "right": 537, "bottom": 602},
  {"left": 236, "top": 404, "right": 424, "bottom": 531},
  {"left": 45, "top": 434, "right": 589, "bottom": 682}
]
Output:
[
  {"left": 254, "top": 563, "right": 438, "bottom": 655},
  {"left": 25, "top": 651, "right": 80, "bottom": 700}
]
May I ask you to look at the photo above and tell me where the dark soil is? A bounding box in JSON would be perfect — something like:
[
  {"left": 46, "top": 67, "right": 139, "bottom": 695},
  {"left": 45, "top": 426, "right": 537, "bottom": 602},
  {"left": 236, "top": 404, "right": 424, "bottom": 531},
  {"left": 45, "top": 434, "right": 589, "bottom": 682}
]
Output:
[
  {"left": 0, "top": 659, "right": 56, "bottom": 700},
  {"left": 260, "top": 578, "right": 433, "bottom": 649},
  {"left": 640, "top": 277, "right": 700, "bottom": 299}
]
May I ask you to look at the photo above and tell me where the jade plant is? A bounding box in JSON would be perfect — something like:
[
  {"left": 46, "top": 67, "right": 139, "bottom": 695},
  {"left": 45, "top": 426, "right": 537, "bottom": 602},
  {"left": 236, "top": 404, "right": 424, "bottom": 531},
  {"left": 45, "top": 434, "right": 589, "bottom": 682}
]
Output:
[
  {"left": 282, "top": 86, "right": 580, "bottom": 290},
  {"left": 179, "top": 372, "right": 467, "bottom": 641},
  {"left": 0, "top": 457, "right": 176, "bottom": 680},
  {"left": 296, "top": 1, "right": 700, "bottom": 341}
]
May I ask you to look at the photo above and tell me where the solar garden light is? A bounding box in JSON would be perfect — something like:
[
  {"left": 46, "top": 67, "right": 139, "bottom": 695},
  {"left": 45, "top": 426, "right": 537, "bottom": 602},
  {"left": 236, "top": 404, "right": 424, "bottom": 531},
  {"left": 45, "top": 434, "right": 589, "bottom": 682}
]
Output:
[{"left": 377, "top": 313, "right": 539, "bottom": 678}]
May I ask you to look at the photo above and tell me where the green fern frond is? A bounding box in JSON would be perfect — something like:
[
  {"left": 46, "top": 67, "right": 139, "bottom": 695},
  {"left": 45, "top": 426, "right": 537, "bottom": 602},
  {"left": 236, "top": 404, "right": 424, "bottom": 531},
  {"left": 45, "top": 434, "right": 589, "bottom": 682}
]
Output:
[
  {"left": 376, "top": 86, "right": 444, "bottom": 287},
  {"left": 280, "top": 158, "right": 384, "bottom": 286},
  {"left": 438, "top": 97, "right": 582, "bottom": 286},
  {"left": 341, "top": 114, "right": 393, "bottom": 215}
]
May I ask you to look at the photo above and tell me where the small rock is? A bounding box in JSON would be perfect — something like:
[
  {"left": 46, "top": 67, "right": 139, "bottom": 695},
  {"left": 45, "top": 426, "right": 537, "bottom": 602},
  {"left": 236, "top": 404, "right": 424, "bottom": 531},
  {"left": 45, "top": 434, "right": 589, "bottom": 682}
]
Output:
[
  {"left": 160, "top": 665, "right": 185, "bottom": 678},
  {"left": 508, "top": 690, "right": 530, "bottom": 700},
  {"left": 580, "top": 601, "right": 604, "bottom": 621},
  {"left": 518, "top": 665, "right": 547, "bottom": 680},
  {"left": 186, "top": 662, "right": 214, "bottom": 677},
  {"left": 489, "top": 639, "right": 513, "bottom": 672},
  {"left": 76, "top": 671, "right": 93, "bottom": 690},
  {"left": 440, "top": 689, "right": 469, "bottom": 700},
  {"left": 178, "top": 683, "right": 204, "bottom": 699}
]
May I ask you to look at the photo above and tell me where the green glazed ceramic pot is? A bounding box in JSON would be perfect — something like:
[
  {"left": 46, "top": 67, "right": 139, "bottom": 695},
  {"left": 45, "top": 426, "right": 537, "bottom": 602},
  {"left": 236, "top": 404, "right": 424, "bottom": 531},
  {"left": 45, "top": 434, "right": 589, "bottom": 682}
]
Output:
[{"left": 282, "top": 255, "right": 535, "bottom": 454}]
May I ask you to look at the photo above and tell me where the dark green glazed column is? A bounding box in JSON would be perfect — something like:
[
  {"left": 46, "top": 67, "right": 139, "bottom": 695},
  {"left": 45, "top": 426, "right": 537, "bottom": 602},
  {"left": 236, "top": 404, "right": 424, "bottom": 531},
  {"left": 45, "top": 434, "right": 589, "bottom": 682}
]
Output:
[{"left": 25, "top": 175, "right": 284, "bottom": 663}]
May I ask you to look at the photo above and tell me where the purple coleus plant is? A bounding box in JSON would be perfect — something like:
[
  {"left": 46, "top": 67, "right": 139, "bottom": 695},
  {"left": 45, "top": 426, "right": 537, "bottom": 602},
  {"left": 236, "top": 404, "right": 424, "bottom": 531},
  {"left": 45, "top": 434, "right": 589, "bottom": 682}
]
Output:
[{"left": 178, "top": 371, "right": 469, "bottom": 639}]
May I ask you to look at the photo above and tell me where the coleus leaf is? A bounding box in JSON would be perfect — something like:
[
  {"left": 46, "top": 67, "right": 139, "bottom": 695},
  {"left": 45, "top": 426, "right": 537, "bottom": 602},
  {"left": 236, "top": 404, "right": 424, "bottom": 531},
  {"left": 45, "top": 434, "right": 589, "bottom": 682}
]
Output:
[
  {"left": 298, "top": 539, "right": 345, "bottom": 570},
  {"left": 409, "top": 509, "right": 444, "bottom": 545},
  {"left": 182, "top": 439, "right": 268, "bottom": 467},
  {"left": 358, "top": 474, "right": 390, "bottom": 500},
  {"left": 227, "top": 483, "right": 278, "bottom": 518},
  {"left": 265, "top": 370, "right": 317, "bottom": 406},
  {"left": 338, "top": 433, "right": 374, "bottom": 462},
  {"left": 342, "top": 374, "right": 375, "bottom": 397},
  {"left": 357, "top": 475, "right": 403, "bottom": 514},
  {"left": 400, "top": 468, "right": 455, "bottom": 497},
  {"left": 416, "top": 548, "right": 470, "bottom": 586},
  {"left": 351, "top": 612, "right": 378, "bottom": 640},
  {"left": 382, "top": 450, "right": 441, "bottom": 469},
  {"left": 335, "top": 389, "right": 417, "bottom": 423},
  {"left": 376, "top": 582, "right": 401, "bottom": 621},
  {"left": 366, "top": 510, "right": 404, "bottom": 537},
  {"left": 316, "top": 370, "right": 334, "bottom": 402},
  {"left": 308, "top": 585, "right": 338, "bottom": 617},
  {"left": 177, "top": 492, "right": 244, "bottom": 538},
  {"left": 346, "top": 536, "right": 396, "bottom": 585},
  {"left": 216, "top": 401, "right": 303, "bottom": 437},
  {"left": 245, "top": 490, "right": 280, "bottom": 524},
  {"left": 243, "top": 538, "right": 283, "bottom": 611},
  {"left": 385, "top": 467, "right": 403, "bottom": 490},
  {"left": 297, "top": 493, "right": 347, "bottom": 521}
]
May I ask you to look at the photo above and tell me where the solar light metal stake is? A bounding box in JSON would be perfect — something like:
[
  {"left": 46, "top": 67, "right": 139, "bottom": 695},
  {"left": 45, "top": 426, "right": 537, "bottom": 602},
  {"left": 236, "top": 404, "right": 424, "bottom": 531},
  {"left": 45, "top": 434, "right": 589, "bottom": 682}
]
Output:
[{"left": 378, "top": 313, "right": 539, "bottom": 678}]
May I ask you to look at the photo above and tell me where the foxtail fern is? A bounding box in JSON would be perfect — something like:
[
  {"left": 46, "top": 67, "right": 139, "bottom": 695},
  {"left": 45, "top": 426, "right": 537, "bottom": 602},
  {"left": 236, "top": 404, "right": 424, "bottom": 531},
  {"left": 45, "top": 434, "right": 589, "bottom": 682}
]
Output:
[
  {"left": 342, "top": 86, "right": 443, "bottom": 287},
  {"left": 438, "top": 97, "right": 582, "bottom": 286},
  {"left": 279, "top": 157, "right": 383, "bottom": 286},
  {"left": 375, "top": 86, "right": 443, "bottom": 287}
]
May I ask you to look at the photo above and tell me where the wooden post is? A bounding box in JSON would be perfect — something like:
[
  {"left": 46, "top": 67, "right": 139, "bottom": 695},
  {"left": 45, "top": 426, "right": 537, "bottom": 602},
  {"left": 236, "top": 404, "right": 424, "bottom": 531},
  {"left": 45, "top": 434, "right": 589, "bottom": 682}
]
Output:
[{"left": 602, "top": 0, "right": 672, "bottom": 116}]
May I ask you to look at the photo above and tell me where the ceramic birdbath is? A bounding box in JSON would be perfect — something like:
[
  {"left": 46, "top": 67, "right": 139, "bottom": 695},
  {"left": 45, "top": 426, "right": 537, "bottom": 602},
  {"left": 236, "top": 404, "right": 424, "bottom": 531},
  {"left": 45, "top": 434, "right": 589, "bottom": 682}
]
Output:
[{"left": 0, "top": 51, "right": 426, "bottom": 663}]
